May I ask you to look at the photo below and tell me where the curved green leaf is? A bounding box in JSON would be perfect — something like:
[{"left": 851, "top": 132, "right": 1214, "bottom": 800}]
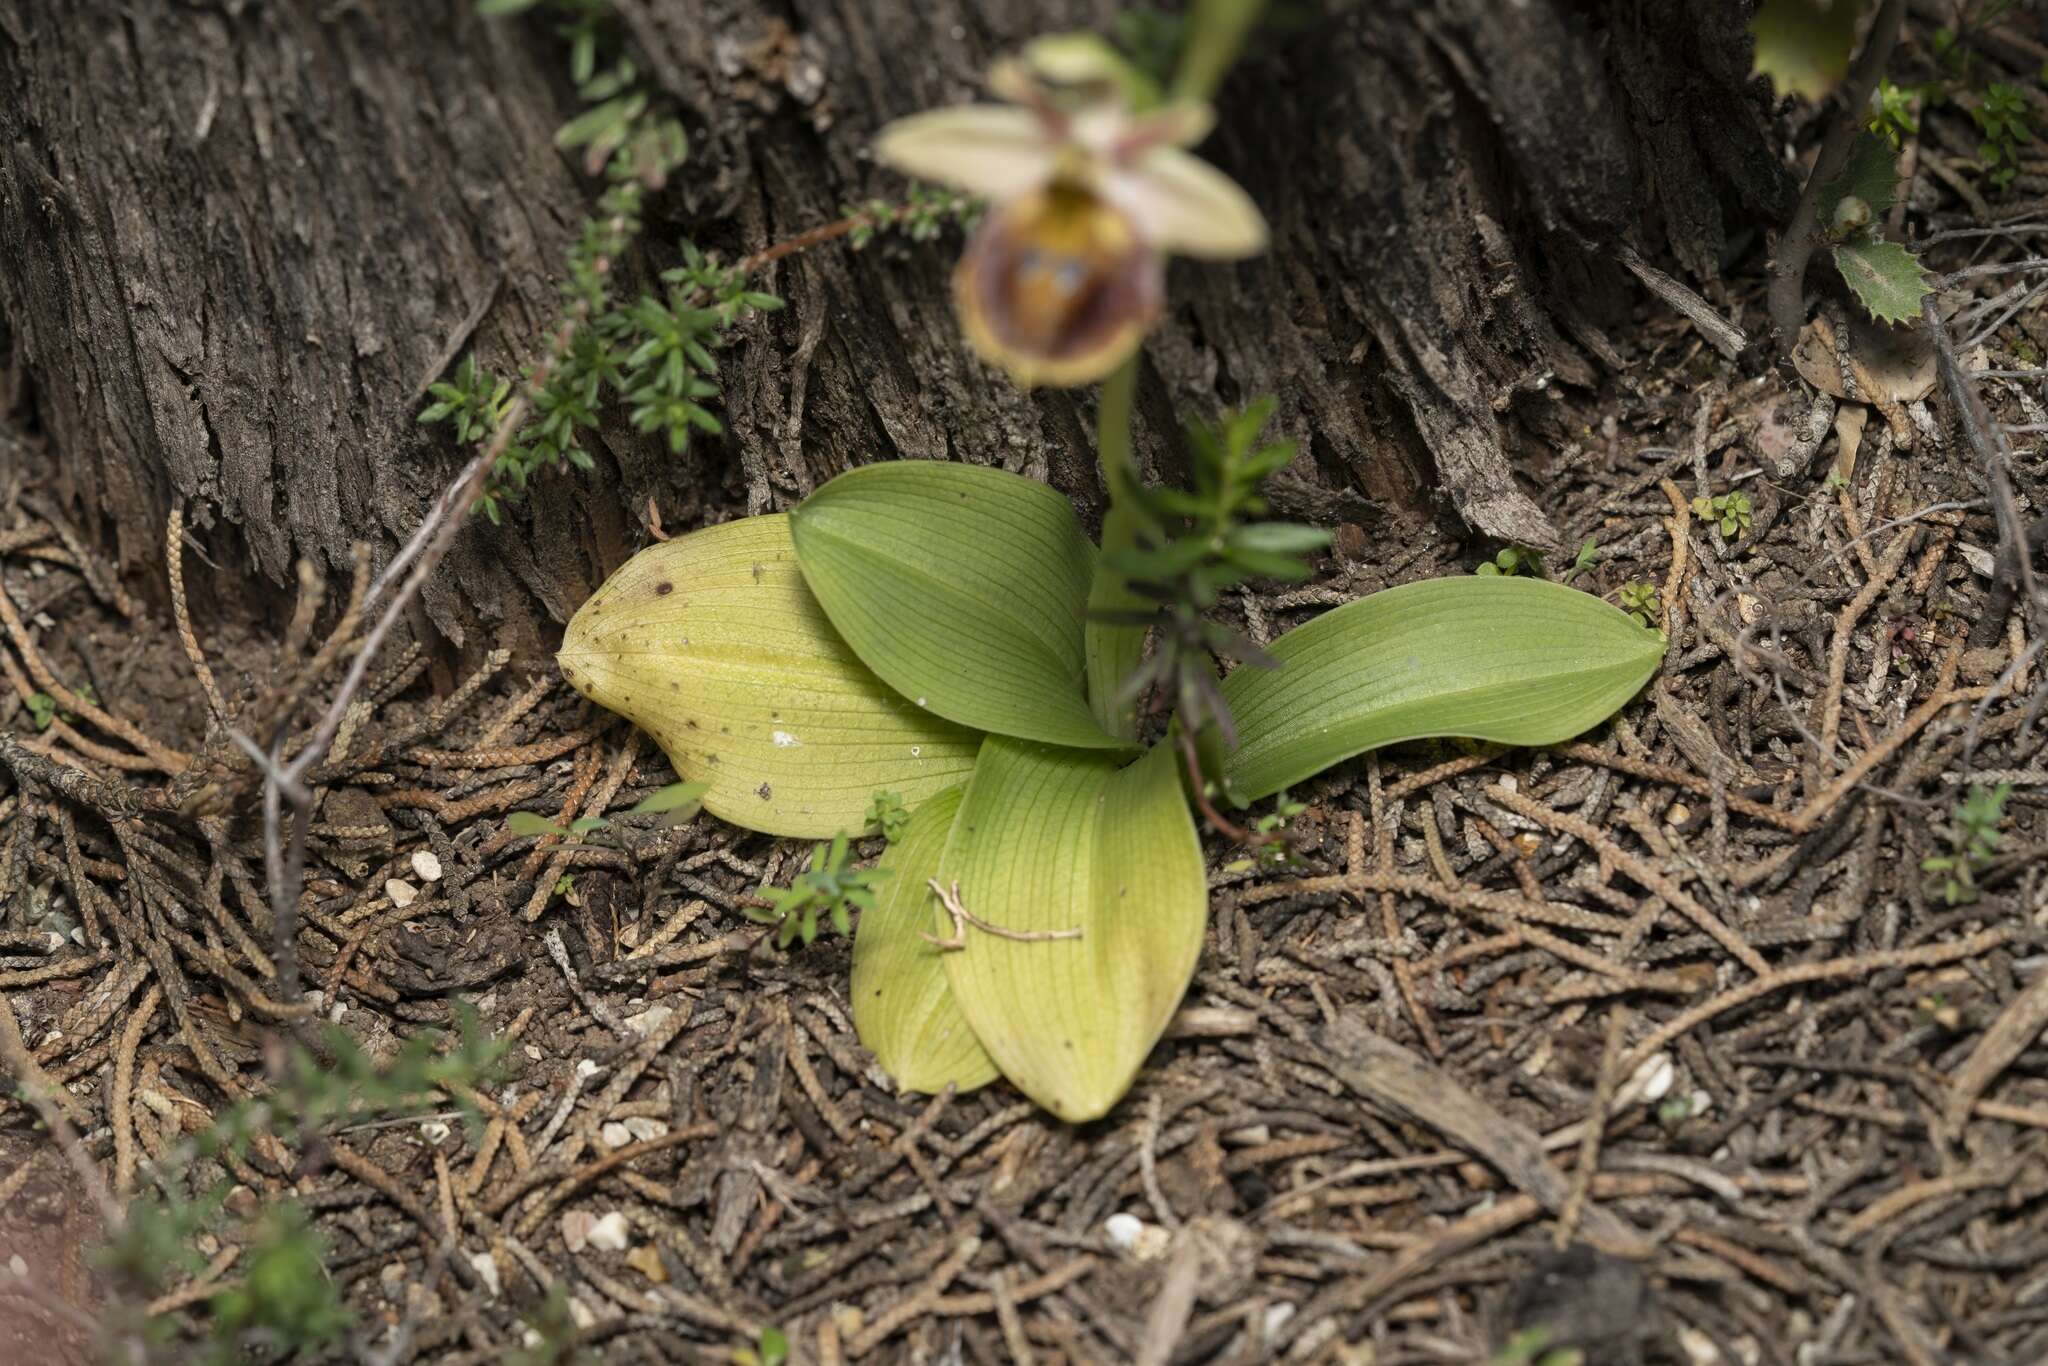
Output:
[
  {"left": 1222, "top": 576, "right": 1665, "bottom": 802},
  {"left": 557, "top": 515, "right": 980, "bottom": 837},
  {"left": 789, "top": 463, "right": 1121, "bottom": 749},
  {"left": 938, "top": 738, "right": 1206, "bottom": 1122},
  {"left": 850, "top": 786, "right": 998, "bottom": 1095}
]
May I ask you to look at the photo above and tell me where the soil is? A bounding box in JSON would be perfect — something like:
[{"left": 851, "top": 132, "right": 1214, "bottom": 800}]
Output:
[{"left": 4, "top": 13, "right": 2048, "bottom": 1366}]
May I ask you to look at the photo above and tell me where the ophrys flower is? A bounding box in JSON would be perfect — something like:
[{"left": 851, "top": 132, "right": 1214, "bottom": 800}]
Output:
[{"left": 873, "top": 42, "right": 1268, "bottom": 387}]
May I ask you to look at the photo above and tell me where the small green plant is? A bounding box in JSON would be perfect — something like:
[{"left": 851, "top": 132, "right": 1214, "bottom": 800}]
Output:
[
  {"left": 425, "top": 3, "right": 783, "bottom": 521},
  {"left": 1562, "top": 535, "right": 1599, "bottom": 583},
  {"left": 1475, "top": 545, "right": 1542, "bottom": 578},
  {"left": 24, "top": 691, "right": 58, "bottom": 729},
  {"left": 1493, "top": 1325, "right": 1585, "bottom": 1366},
  {"left": 554, "top": 25, "right": 1666, "bottom": 1122},
  {"left": 505, "top": 779, "right": 708, "bottom": 840},
  {"left": 1970, "top": 82, "right": 2034, "bottom": 191},
  {"left": 1692, "top": 489, "right": 1753, "bottom": 538},
  {"left": 750, "top": 832, "right": 887, "bottom": 948},
  {"left": 99, "top": 1010, "right": 505, "bottom": 1362},
  {"left": 1104, "top": 397, "right": 1330, "bottom": 746},
  {"left": 1618, "top": 580, "right": 1661, "bottom": 627},
  {"left": 1921, "top": 782, "right": 2012, "bottom": 905},
  {"left": 1223, "top": 790, "right": 1307, "bottom": 871},
  {"left": 845, "top": 183, "right": 983, "bottom": 249},
  {"left": 866, "top": 790, "right": 912, "bottom": 843},
  {"left": 734, "top": 1325, "right": 791, "bottom": 1366},
  {"left": 1868, "top": 77, "right": 1922, "bottom": 149}
]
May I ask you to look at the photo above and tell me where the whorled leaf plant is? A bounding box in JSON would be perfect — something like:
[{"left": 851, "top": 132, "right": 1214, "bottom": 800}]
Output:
[{"left": 556, "top": 13, "right": 1667, "bottom": 1122}]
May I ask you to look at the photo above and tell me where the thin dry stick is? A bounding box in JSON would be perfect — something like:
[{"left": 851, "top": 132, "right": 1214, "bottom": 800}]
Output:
[
  {"left": 1359, "top": 775, "right": 1441, "bottom": 1056},
  {"left": 921, "top": 879, "right": 1083, "bottom": 950},
  {"left": 166, "top": 500, "right": 226, "bottom": 729},
  {"left": 1486, "top": 784, "right": 1769, "bottom": 977},
  {"left": 1556, "top": 1003, "right": 1627, "bottom": 1250},
  {"left": 112, "top": 985, "right": 165, "bottom": 1196},
  {"left": 1615, "top": 926, "right": 2011, "bottom": 1080}
]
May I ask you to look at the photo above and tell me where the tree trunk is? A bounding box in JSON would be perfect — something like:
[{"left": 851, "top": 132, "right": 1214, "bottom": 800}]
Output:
[{"left": 0, "top": 0, "right": 1789, "bottom": 649}]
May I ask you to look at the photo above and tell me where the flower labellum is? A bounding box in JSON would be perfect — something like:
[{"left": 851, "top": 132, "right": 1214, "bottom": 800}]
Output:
[{"left": 872, "top": 41, "right": 1268, "bottom": 388}]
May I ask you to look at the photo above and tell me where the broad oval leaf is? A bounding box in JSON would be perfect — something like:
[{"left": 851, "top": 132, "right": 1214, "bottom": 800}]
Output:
[
  {"left": 1222, "top": 577, "right": 1665, "bottom": 802},
  {"left": 557, "top": 515, "right": 980, "bottom": 837},
  {"left": 850, "top": 786, "right": 999, "bottom": 1096},
  {"left": 938, "top": 737, "right": 1206, "bottom": 1122},
  {"left": 789, "top": 463, "right": 1121, "bottom": 749}
]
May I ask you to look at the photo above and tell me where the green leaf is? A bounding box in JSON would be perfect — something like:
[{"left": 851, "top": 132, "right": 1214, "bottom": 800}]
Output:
[
  {"left": 1833, "top": 238, "right": 1933, "bottom": 325},
  {"left": 1750, "top": 0, "right": 1866, "bottom": 100},
  {"left": 558, "top": 515, "right": 981, "bottom": 838},
  {"left": 627, "top": 779, "right": 711, "bottom": 815},
  {"left": 790, "top": 463, "right": 1120, "bottom": 749},
  {"left": 850, "top": 785, "right": 998, "bottom": 1095},
  {"left": 936, "top": 738, "right": 1206, "bottom": 1122},
  {"left": 506, "top": 812, "right": 574, "bottom": 839},
  {"left": 1221, "top": 577, "right": 1666, "bottom": 802},
  {"left": 1819, "top": 133, "right": 1901, "bottom": 223}
]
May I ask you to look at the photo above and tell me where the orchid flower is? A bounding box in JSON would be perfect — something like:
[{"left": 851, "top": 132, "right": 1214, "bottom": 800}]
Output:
[{"left": 872, "top": 40, "right": 1268, "bottom": 388}]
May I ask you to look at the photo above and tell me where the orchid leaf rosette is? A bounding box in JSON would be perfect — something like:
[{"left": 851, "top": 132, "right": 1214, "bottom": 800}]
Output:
[{"left": 872, "top": 39, "right": 1269, "bottom": 387}]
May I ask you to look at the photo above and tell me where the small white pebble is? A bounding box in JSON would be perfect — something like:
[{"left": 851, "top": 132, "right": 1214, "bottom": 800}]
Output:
[
  {"left": 522, "top": 1329, "right": 544, "bottom": 1349},
  {"left": 419, "top": 1121, "right": 450, "bottom": 1145},
  {"left": 1104, "top": 1213, "right": 1144, "bottom": 1252},
  {"left": 384, "top": 878, "right": 418, "bottom": 908},
  {"left": 1630, "top": 1054, "right": 1677, "bottom": 1105},
  {"left": 524, "top": 1045, "right": 543, "bottom": 1062},
  {"left": 600, "top": 1121, "right": 633, "bottom": 1149},
  {"left": 586, "top": 1211, "right": 631, "bottom": 1252},
  {"left": 411, "top": 850, "right": 444, "bottom": 882},
  {"left": 568, "top": 1296, "right": 597, "bottom": 1330},
  {"left": 560, "top": 1210, "right": 596, "bottom": 1254},
  {"left": 1263, "top": 1303, "right": 1296, "bottom": 1337},
  {"left": 623, "top": 1117, "right": 666, "bottom": 1142},
  {"left": 625, "top": 1004, "right": 673, "bottom": 1040},
  {"left": 7, "top": 1254, "right": 26, "bottom": 1278},
  {"left": 575, "top": 1058, "right": 600, "bottom": 1080},
  {"left": 467, "top": 1250, "right": 501, "bottom": 1298}
]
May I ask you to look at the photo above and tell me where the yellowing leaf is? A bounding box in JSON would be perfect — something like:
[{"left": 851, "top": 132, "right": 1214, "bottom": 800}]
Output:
[
  {"left": 557, "top": 515, "right": 979, "bottom": 837},
  {"left": 937, "top": 738, "right": 1205, "bottom": 1122},
  {"left": 850, "top": 786, "right": 998, "bottom": 1095},
  {"left": 1221, "top": 577, "right": 1665, "bottom": 802},
  {"left": 1751, "top": 0, "right": 1866, "bottom": 101},
  {"left": 790, "top": 463, "right": 1122, "bottom": 750}
]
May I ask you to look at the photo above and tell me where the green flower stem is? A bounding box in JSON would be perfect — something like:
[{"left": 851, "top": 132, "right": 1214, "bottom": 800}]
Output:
[
  {"left": 1172, "top": 0, "right": 1268, "bottom": 104},
  {"left": 1085, "top": 360, "right": 1147, "bottom": 741},
  {"left": 1084, "top": 4, "right": 1266, "bottom": 743}
]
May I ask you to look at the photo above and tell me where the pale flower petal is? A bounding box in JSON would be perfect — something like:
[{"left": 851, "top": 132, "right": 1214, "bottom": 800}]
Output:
[
  {"left": 1109, "top": 146, "right": 1268, "bottom": 260},
  {"left": 872, "top": 105, "right": 1055, "bottom": 199}
]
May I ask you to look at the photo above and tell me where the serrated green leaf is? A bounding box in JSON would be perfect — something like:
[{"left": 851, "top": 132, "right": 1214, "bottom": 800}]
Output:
[
  {"left": 1751, "top": 0, "right": 1866, "bottom": 100},
  {"left": 850, "top": 785, "right": 998, "bottom": 1095},
  {"left": 790, "top": 463, "right": 1120, "bottom": 749},
  {"left": 558, "top": 515, "right": 980, "bottom": 837},
  {"left": 1221, "top": 577, "right": 1666, "bottom": 802},
  {"left": 1819, "top": 133, "right": 1901, "bottom": 223},
  {"left": 1833, "top": 238, "right": 1933, "bottom": 324},
  {"left": 937, "top": 738, "right": 1206, "bottom": 1122}
]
